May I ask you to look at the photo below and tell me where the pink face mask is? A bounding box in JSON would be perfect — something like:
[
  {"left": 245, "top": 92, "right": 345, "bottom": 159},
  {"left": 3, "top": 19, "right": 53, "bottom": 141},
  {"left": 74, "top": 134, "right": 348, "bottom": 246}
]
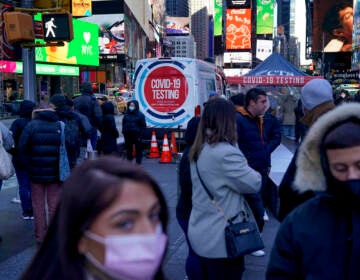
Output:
[{"left": 84, "top": 227, "right": 167, "bottom": 280}]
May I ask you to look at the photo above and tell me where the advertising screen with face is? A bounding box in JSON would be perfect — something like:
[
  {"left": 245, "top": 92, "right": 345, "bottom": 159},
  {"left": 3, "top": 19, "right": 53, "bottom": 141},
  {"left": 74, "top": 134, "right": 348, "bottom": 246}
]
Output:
[{"left": 313, "top": 0, "right": 353, "bottom": 53}]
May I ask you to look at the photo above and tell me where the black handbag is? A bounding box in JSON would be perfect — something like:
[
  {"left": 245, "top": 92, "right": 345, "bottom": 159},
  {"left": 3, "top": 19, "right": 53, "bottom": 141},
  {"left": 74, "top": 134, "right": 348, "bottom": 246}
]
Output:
[{"left": 196, "top": 162, "right": 264, "bottom": 258}]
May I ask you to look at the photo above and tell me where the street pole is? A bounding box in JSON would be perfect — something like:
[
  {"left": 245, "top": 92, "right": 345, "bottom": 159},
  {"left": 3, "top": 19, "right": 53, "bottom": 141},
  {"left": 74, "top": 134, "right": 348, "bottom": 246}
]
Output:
[{"left": 21, "top": 0, "right": 36, "bottom": 102}]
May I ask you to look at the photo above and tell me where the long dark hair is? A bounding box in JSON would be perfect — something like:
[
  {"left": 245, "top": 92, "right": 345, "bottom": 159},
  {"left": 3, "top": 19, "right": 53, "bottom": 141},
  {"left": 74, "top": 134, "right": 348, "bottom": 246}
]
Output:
[
  {"left": 20, "top": 157, "right": 169, "bottom": 280},
  {"left": 189, "top": 98, "right": 237, "bottom": 161}
]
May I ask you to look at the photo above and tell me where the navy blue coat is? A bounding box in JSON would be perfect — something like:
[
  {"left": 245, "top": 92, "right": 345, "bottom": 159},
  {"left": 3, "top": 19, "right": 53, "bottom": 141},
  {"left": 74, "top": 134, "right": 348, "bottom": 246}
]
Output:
[
  {"left": 122, "top": 100, "right": 146, "bottom": 136},
  {"left": 18, "top": 110, "right": 61, "bottom": 184},
  {"left": 267, "top": 194, "right": 360, "bottom": 279},
  {"left": 236, "top": 107, "right": 281, "bottom": 173}
]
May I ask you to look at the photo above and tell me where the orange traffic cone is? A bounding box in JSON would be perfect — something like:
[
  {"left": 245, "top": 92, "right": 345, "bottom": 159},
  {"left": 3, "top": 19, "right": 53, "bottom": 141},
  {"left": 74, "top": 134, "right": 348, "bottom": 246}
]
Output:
[
  {"left": 149, "top": 131, "right": 160, "bottom": 158},
  {"left": 170, "top": 131, "right": 178, "bottom": 154},
  {"left": 159, "top": 134, "right": 172, "bottom": 163}
]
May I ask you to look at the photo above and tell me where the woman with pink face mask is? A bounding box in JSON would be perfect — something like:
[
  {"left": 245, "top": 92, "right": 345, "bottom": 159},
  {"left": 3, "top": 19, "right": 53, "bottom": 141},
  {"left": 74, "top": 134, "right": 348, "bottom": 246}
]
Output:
[{"left": 20, "top": 157, "right": 168, "bottom": 280}]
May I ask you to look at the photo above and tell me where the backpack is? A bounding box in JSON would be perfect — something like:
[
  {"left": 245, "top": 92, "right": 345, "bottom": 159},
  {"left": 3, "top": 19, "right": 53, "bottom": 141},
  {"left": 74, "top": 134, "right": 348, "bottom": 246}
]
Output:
[{"left": 63, "top": 118, "right": 81, "bottom": 155}]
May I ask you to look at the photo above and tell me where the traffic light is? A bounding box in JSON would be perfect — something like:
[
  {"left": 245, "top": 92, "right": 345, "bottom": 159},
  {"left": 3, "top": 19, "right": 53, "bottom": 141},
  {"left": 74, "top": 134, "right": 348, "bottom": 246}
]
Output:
[
  {"left": 42, "top": 12, "right": 73, "bottom": 42},
  {"left": 3, "top": 12, "right": 35, "bottom": 43}
]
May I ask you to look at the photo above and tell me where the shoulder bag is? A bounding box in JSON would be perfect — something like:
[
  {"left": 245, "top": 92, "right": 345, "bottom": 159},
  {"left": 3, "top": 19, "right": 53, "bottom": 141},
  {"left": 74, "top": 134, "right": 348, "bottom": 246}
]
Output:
[
  {"left": 0, "top": 129, "right": 15, "bottom": 180},
  {"left": 195, "top": 162, "right": 264, "bottom": 258},
  {"left": 59, "top": 121, "right": 71, "bottom": 182}
]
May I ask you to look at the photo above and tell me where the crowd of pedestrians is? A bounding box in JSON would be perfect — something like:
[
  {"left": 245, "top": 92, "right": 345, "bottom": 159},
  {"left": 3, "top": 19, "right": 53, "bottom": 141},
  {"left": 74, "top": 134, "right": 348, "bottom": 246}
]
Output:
[{"left": 1, "top": 76, "right": 360, "bottom": 279}]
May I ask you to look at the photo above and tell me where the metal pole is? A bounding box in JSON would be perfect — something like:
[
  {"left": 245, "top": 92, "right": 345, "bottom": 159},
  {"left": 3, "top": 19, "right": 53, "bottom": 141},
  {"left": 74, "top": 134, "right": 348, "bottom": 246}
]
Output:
[{"left": 21, "top": 0, "right": 36, "bottom": 102}]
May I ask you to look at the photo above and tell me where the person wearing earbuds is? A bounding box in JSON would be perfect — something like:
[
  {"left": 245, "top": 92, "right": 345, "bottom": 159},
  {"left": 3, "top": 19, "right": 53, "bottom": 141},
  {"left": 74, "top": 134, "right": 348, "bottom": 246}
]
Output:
[
  {"left": 20, "top": 157, "right": 168, "bottom": 280},
  {"left": 267, "top": 103, "right": 360, "bottom": 279}
]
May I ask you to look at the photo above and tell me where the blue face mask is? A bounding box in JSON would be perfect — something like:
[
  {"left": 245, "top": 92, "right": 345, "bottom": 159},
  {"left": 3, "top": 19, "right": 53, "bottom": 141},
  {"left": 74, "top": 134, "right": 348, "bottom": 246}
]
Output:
[{"left": 129, "top": 105, "right": 135, "bottom": 111}]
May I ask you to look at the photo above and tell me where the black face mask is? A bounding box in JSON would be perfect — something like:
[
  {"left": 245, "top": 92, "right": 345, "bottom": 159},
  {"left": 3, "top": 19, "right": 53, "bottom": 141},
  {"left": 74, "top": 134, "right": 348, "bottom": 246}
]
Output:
[{"left": 327, "top": 176, "right": 360, "bottom": 207}]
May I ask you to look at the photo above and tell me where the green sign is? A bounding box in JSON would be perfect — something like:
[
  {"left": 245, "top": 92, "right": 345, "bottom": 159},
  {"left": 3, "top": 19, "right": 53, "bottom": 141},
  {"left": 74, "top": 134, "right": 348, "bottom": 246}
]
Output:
[
  {"left": 256, "top": 0, "right": 274, "bottom": 35},
  {"left": 16, "top": 62, "right": 79, "bottom": 76},
  {"left": 34, "top": 13, "right": 99, "bottom": 66},
  {"left": 214, "top": 0, "right": 223, "bottom": 36}
]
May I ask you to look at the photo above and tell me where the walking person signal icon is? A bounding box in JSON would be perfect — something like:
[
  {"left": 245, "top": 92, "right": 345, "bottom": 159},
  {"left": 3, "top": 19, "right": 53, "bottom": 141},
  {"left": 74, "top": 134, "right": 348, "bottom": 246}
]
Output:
[{"left": 41, "top": 13, "right": 74, "bottom": 42}]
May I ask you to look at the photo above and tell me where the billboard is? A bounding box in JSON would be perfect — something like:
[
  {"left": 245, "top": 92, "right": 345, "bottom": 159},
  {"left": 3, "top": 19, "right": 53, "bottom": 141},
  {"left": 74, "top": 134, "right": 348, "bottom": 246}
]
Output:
[
  {"left": 352, "top": 0, "right": 360, "bottom": 69},
  {"left": 226, "top": 0, "right": 251, "bottom": 8},
  {"left": 34, "top": 13, "right": 99, "bottom": 66},
  {"left": 256, "top": 0, "right": 274, "bottom": 35},
  {"left": 0, "top": 60, "right": 79, "bottom": 76},
  {"left": 256, "top": 39, "right": 273, "bottom": 61},
  {"left": 226, "top": 9, "right": 252, "bottom": 50},
  {"left": 165, "top": 17, "right": 190, "bottom": 35},
  {"left": 214, "top": 0, "right": 223, "bottom": 36},
  {"left": 72, "top": 0, "right": 92, "bottom": 17},
  {"left": 80, "top": 14, "right": 125, "bottom": 57},
  {"left": 313, "top": 0, "right": 353, "bottom": 52}
]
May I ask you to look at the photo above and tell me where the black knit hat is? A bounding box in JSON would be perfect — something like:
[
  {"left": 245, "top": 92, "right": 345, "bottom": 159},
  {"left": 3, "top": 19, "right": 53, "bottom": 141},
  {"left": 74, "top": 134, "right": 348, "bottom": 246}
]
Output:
[
  {"left": 50, "top": 94, "right": 67, "bottom": 108},
  {"left": 80, "top": 81, "right": 93, "bottom": 95}
]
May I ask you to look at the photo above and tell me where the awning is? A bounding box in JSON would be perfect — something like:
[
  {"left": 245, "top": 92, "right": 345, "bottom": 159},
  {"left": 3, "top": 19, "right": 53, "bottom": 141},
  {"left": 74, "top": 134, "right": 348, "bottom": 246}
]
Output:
[{"left": 226, "top": 75, "right": 324, "bottom": 86}]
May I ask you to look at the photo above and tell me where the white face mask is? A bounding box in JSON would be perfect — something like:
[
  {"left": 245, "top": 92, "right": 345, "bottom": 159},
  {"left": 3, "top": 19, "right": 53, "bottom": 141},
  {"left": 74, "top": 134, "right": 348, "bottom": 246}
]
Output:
[{"left": 84, "top": 226, "right": 167, "bottom": 280}]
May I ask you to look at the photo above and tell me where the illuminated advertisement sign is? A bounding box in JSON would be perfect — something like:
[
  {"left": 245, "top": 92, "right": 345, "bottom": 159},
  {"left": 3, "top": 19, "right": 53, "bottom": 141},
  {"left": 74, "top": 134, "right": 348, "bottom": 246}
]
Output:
[
  {"left": 256, "top": 0, "right": 274, "bottom": 35},
  {"left": 34, "top": 13, "right": 99, "bottom": 66},
  {"left": 72, "top": 0, "right": 92, "bottom": 17},
  {"left": 214, "top": 0, "right": 223, "bottom": 36},
  {"left": 226, "top": 9, "right": 252, "bottom": 50},
  {"left": 352, "top": 0, "right": 360, "bottom": 69},
  {"left": 226, "top": 0, "right": 251, "bottom": 8},
  {"left": 313, "top": 0, "right": 353, "bottom": 52},
  {"left": 165, "top": 17, "right": 190, "bottom": 35},
  {"left": 256, "top": 39, "right": 273, "bottom": 61},
  {"left": 80, "top": 14, "right": 125, "bottom": 59},
  {"left": 0, "top": 60, "right": 79, "bottom": 76}
]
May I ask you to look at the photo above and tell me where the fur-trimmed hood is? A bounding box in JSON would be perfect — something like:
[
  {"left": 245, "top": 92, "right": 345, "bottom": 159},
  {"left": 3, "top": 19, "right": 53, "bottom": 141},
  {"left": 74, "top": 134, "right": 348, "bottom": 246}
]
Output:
[{"left": 294, "top": 103, "right": 360, "bottom": 193}]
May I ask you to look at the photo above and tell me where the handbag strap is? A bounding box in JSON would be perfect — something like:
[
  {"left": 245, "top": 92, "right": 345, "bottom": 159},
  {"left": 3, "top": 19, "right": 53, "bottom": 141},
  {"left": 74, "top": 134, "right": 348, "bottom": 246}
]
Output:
[{"left": 195, "top": 161, "right": 245, "bottom": 224}]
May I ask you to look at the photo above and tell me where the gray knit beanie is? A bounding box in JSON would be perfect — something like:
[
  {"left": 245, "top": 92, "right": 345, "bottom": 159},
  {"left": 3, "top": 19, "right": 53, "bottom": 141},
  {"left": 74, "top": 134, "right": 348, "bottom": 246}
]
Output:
[{"left": 301, "top": 79, "right": 333, "bottom": 110}]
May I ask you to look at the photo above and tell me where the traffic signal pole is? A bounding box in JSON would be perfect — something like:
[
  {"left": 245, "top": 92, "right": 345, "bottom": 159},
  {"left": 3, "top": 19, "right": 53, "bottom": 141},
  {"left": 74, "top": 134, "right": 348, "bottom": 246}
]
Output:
[{"left": 21, "top": 0, "right": 36, "bottom": 102}]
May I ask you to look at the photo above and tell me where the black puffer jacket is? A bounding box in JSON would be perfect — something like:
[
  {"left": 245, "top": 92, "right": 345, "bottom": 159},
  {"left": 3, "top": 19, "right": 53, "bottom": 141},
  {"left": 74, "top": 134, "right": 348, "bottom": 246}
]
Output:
[
  {"left": 10, "top": 100, "right": 36, "bottom": 167},
  {"left": 73, "top": 93, "right": 102, "bottom": 128},
  {"left": 122, "top": 100, "right": 146, "bottom": 135},
  {"left": 18, "top": 109, "right": 61, "bottom": 184},
  {"left": 99, "top": 101, "right": 119, "bottom": 154}
]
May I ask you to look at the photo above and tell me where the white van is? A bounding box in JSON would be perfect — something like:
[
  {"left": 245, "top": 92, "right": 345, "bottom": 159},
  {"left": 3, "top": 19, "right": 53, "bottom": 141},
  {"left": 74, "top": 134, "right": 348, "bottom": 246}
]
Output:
[{"left": 133, "top": 57, "right": 224, "bottom": 135}]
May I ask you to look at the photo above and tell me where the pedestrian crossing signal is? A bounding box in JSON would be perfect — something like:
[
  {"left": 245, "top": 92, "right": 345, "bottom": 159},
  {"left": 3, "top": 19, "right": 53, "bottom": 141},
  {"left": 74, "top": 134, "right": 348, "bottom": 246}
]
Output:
[{"left": 42, "top": 12, "right": 73, "bottom": 42}]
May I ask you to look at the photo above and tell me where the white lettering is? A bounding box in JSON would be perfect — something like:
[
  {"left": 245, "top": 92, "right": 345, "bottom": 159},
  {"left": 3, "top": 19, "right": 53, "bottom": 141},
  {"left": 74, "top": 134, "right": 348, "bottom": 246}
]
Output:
[{"left": 152, "top": 89, "right": 179, "bottom": 99}]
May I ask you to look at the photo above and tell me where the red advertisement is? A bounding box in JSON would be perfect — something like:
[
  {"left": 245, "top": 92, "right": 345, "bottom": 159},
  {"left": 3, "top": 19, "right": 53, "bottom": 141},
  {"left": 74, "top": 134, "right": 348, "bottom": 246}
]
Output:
[
  {"left": 226, "top": 8, "right": 252, "bottom": 50},
  {"left": 144, "top": 66, "right": 188, "bottom": 113}
]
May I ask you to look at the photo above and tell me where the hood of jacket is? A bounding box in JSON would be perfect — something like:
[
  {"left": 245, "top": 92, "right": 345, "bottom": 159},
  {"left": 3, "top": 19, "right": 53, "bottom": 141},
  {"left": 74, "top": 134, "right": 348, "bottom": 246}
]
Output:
[
  {"left": 32, "top": 108, "right": 59, "bottom": 122},
  {"left": 294, "top": 103, "right": 360, "bottom": 193},
  {"left": 19, "top": 100, "right": 36, "bottom": 118},
  {"left": 101, "top": 101, "right": 115, "bottom": 115},
  {"left": 126, "top": 99, "right": 139, "bottom": 113}
]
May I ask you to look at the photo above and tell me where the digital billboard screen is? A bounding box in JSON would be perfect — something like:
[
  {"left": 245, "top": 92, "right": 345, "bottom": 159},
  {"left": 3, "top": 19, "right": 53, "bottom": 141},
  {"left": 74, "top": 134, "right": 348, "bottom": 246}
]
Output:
[
  {"left": 256, "top": 0, "right": 274, "bottom": 35},
  {"left": 313, "top": 0, "right": 353, "bottom": 53},
  {"left": 226, "top": 9, "right": 252, "bottom": 50}
]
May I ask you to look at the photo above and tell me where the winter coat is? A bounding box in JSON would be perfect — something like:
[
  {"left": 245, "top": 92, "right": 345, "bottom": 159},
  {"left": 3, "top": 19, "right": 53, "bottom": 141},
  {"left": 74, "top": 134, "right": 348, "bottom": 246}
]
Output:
[
  {"left": 73, "top": 93, "right": 102, "bottom": 128},
  {"left": 18, "top": 109, "right": 61, "bottom": 184},
  {"left": 277, "top": 101, "right": 335, "bottom": 221},
  {"left": 74, "top": 110, "right": 92, "bottom": 146},
  {"left": 122, "top": 100, "right": 146, "bottom": 136},
  {"left": 188, "top": 142, "right": 261, "bottom": 258},
  {"left": 236, "top": 107, "right": 281, "bottom": 173},
  {"left": 267, "top": 103, "right": 360, "bottom": 279},
  {"left": 176, "top": 116, "right": 201, "bottom": 232},
  {"left": 10, "top": 100, "right": 36, "bottom": 166},
  {"left": 99, "top": 102, "right": 119, "bottom": 154},
  {"left": 279, "top": 95, "right": 297, "bottom": 125}
]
